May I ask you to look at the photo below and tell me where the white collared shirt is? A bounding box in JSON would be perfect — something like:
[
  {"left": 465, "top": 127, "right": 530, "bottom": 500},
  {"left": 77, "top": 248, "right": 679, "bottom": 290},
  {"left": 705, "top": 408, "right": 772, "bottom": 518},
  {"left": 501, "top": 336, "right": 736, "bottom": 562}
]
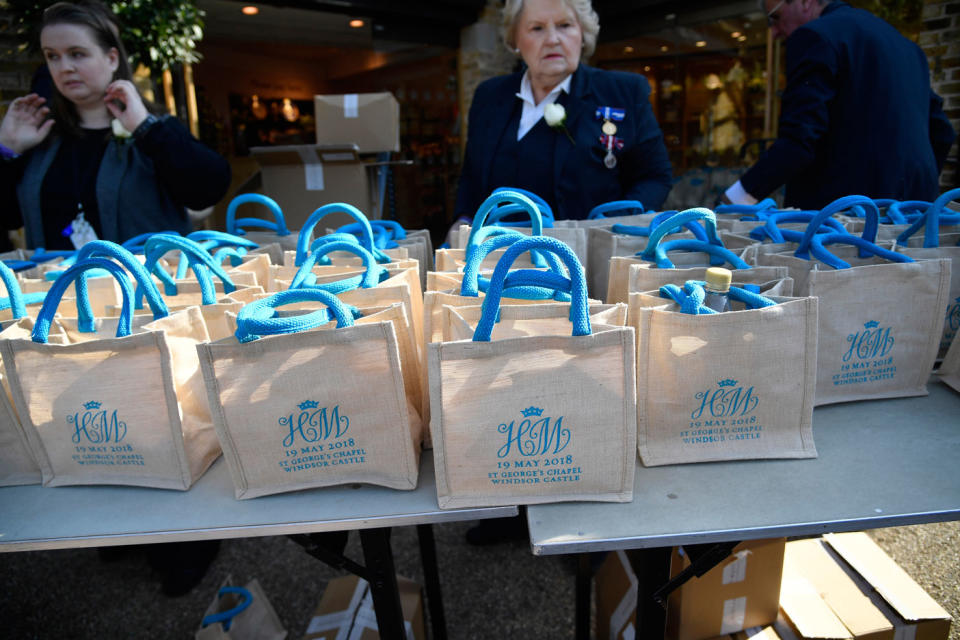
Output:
[{"left": 515, "top": 71, "right": 572, "bottom": 140}]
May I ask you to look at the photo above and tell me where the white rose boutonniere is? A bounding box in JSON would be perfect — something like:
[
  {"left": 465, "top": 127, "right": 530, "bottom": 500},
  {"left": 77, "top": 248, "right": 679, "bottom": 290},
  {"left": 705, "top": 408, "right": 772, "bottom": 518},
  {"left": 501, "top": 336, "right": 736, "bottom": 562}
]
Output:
[
  {"left": 111, "top": 118, "right": 133, "bottom": 142},
  {"left": 544, "top": 102, "right": 575, "bottom": 145}
]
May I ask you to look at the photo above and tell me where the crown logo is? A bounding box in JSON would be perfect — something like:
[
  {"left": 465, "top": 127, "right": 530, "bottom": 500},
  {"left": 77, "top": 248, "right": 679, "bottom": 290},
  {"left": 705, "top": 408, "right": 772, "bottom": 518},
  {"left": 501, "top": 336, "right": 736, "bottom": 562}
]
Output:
[
  {"left": 83, "top": 400, "right": 101, "bottom": 410},
  {"left": 521, "top": 406, "right": 544, "bottom": 417},
  {"left": 718, "top": 379, "right": 738, "bottom": 387},
  {"left": 298, "top": 400, "right": 319, "bottom": 411},
  {"left": 864, "top": 320, "right": 879, "bottom": 329}
]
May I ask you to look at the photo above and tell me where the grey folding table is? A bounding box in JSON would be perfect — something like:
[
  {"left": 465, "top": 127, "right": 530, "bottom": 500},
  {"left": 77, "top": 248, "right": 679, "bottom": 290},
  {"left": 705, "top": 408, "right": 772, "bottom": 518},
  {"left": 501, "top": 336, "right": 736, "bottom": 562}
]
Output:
[
  {"left": 526, "top": 380, "right": 960, "bottom": 639},
  {"left": 0, "top": 450, "right": 516, "bottom": 640}
]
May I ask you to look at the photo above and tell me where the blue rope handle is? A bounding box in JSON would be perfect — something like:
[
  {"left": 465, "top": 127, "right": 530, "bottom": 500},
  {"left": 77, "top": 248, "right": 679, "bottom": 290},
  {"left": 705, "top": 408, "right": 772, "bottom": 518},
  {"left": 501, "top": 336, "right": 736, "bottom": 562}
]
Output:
[
  {"left": 75, "top": 241, "right": 169, "bottom": 329},
  {"left": 120, "top": 232, "right": 182, "bottom": 254},
  {"left": 335, "top": 221, "right": 406, "bottom": 248},
  {"left": 460, "top": 232, "right": 568, "bottom": 297},
  {"left": 32, "top": 258, "right": 136, "bottom": 343},
  {"left": 466, "top": 191, "right": 545, "bottom": 250},
  {"left": 613, "top": 210, "right": 708, "bottom": 241},
  {"left": 809, "top": 232, "right": 916, "bottom": 269},
  {"left": 492, "top": 186, "right": 554, "bottom": 219},
  {"left": 714, "top": 198, "right": 778, "bottom": 220},
  {"left": 295, "top": 203, "right": 381, "bottom": 267},
  {"left": 587, "top": 200, "right": 645, "bottom": 219},
  {"left": 499, "top": 267, "right": 573, "bottom": 302},
  {"left": 485, "top": 203, "right": 556, "bottom": 228},
  {"left": 756, "top": 211, "right": 850, "bottom": 243},
  {"left": 795, "top": 195, "right": 880, "bottom": 260},
  {"left": 200, "top": 586, "right": 253, "bottom": 632},
  {"left": 897, "top": 188, "right": 960, "bottom": 249},
  {"left": 883, "top": 200, "right": 930, "bottom": 225},
  {"left": 639, "top": 208, "right": 723, "bottom": 267},
  {"left": 658, "top": 280, "right": 777, "bottom": 315},
  {"left": 4, "top": 259, "right": 38, "bottom": 272},
  {"left": 474, "top": 236, "right": 589, "bottom": 342},
  {"left": 465, "top": 225, "right": 550, "bottom": 269},
  {"left": 290, "top": 239, "right": 385, "bottom": 292},
  {"left": 180, "top": 232, "right": 258, "bottom": 280},
  {"left": 235, "top": 288, "right": 356, "bottom": 343},
  {"left": 213, "top": 246, "right": 248, "bottom": 268},
  {"left": 30, "top": 248, "right": 76, "bottom": 263},
  {"left": 142, "top": 235, "right": 236, "bottom": 306},
  {"left": 656, "top": 238, "right": 751, "bottom": 270},
  {"left": 225, "top": 193, "right": 291, "bottom": 237},
  {"left": 0, "top": 260, "right": 28, "bottom": 319}
]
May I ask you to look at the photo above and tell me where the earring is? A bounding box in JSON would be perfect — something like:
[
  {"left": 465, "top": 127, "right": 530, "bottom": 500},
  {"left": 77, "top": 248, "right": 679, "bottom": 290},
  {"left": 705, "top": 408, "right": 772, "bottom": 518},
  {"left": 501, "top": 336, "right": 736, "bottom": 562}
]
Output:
[{"left": 513, "top": 48, "right": 520, "bottom": 54}]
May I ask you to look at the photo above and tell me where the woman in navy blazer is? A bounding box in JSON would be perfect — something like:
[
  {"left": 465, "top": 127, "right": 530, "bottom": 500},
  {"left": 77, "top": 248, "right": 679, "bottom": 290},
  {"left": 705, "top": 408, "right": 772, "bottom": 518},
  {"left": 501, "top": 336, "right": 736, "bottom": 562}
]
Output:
[{"left": 454, "top": 0, "right": 673, "bottom": 222}]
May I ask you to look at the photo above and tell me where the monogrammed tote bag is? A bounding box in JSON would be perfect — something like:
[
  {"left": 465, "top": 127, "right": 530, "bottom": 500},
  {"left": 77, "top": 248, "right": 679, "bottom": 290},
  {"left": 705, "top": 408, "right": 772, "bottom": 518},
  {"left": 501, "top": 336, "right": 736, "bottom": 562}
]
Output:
[
  {"left": 197, "top": 289, "right": 419, "bottom": 499},
  {"left": 428, "top": 237, "right": 635, "bottom": 509},
  {"left": 631, "top": 283, "right": 818, "bottom": 465}
]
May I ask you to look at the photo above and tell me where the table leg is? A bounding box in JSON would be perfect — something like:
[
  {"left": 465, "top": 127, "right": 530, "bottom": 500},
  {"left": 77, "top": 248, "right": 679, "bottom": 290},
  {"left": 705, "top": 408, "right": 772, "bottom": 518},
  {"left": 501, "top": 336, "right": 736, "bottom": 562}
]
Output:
[
  {"left": 358, "top": 527, "right": 408, "bottom": 640},
  {"left": 635, "top": 546, "right": 673, "bottom": 639},
  {"left": 575, "top": 553, "right": 593, "bottom": 640},
  {"left": 417, "top": 524, "right": 447, "bottom": 640}
]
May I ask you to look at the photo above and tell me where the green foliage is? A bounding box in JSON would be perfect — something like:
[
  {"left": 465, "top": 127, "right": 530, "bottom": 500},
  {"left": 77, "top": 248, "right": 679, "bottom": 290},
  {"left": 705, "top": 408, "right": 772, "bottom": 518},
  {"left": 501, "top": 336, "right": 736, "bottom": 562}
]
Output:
[
  {"left": 848, "top": 0, "right": 923, "bottom": 35},
  {"left": 0, "top": 0, "right": 205, "bottom": 73}
]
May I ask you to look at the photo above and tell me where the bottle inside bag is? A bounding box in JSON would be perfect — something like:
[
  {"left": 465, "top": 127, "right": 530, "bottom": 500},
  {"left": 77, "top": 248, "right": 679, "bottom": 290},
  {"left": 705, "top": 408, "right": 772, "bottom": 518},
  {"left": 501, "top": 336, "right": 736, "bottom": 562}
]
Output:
[{"left": 703, "top": 267, "right": 732, "bottom": 313}]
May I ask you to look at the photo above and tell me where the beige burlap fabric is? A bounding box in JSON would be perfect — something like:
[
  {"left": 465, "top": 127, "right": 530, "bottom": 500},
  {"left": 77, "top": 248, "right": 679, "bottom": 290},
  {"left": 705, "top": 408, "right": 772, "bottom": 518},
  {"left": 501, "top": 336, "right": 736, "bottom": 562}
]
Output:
[
  {"left": 756, "top": 247, "right": 950, "bottom": 405},
  {"left": 0, "top": 305, "right": 219, "bottom": 489},
  {"left": 608, "top": 258, "right": 788, "bottom": 305},
  {"left": 630, "top": 293, "right": 818, "bottom": 466},
  {"left": 0, "top": 364, "right": 40, "bottom": 486},
  {"left": 428, "top": 299, "right": 635, "bottom": 509},
  {"left": 938, "top": 333, "right": 960, "bottom": 393},
  {"left": 198, "top": 313, "right": 419, "bottom": 499}
]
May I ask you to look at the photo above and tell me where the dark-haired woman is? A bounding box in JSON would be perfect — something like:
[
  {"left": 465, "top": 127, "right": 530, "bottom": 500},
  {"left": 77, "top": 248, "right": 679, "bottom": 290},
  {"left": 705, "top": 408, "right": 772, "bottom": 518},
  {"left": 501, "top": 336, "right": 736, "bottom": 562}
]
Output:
[{"left": 0, "top": 1, "right": 230, "bottom": 250}]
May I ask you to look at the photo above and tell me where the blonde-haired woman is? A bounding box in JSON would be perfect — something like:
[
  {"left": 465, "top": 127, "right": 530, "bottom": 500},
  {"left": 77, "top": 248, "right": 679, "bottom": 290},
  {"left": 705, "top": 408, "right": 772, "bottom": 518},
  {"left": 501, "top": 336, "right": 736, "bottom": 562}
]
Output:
[{"left": 454, "top": 0, "right": 672, "bottom": 224}]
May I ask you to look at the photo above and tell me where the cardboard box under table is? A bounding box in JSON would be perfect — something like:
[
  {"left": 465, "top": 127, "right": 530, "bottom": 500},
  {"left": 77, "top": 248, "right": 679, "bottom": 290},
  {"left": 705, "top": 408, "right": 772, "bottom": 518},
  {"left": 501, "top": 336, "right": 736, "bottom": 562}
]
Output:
[
  {"left": 303, "top": 574, "right": 424, "bottom": 640},
  {"left": 595, "top": 539, "right": 786, "bottom": 640},
  {"left": 249, "top": 145, "right": 374, "bottom": 230}
]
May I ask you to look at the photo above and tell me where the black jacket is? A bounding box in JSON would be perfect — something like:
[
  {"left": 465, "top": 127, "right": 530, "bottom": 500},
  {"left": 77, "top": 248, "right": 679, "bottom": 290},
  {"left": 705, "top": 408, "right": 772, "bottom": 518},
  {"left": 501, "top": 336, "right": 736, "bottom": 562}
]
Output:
[
  {"left": 455, "top": 64, "right": 673, "bottom": 220},
  {"left": 741, "top": 2, "right": 956, "bottom": 209}
]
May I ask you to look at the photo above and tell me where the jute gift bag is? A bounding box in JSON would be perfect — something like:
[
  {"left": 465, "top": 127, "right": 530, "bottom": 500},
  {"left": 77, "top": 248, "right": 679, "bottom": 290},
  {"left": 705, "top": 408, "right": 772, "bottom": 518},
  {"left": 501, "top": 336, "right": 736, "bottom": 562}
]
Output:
[
  {"left": 631, "top": 281, "right": 818, "bottom": 466},
  {"left": 224, "top": 193, "right": 299, "bottom": 251},
  {"left": 196, "top": 578, "right": 287, "bottom": 640},
  {"left": 436, "top": 190, "right": 549, "bottom": 272},
  {"left": 938, "top": 333, "right": 960, "bottom": 393},
  {"left": 755, "top": 196, "right": 951, "bottom": 405},
  {"left": 328, "top": 219, "right": 434, "bottom": 285},
  {"left": 0, "top": 255, "right": 219, "bottom": 489},
  {"left": 892, "top": 189, "right": 960, "bottom": 357},
  {"left": 282, "top": 203, "right": 409, "bottom": 268},
  {"left": 428, "top": 236, "right": 636, "bottom": 508},
  {"left": 0, "top": 261, "right": 41, "bottom": 485},
  {"left": 456, "top": 191, "right": 589, "bottom": 273},
  {"left": 197, "top": 288, "right": 420, "bottom": 499},
  {"left": 608, "top": 209, "right": 787, "bottom": 304}
]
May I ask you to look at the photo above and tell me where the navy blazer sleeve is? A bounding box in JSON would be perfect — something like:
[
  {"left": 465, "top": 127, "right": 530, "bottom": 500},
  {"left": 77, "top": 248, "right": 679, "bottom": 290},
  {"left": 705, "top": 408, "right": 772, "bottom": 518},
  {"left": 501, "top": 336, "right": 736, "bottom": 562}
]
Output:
[
  {"left": 740, "top": 27, "right": 834, "bottom": 200},
  {"left": 618, "top": 74, "right": 673, "bottom": 210},
  {"left": 929, "top": 90, "right": 957, "bottom": 173}
]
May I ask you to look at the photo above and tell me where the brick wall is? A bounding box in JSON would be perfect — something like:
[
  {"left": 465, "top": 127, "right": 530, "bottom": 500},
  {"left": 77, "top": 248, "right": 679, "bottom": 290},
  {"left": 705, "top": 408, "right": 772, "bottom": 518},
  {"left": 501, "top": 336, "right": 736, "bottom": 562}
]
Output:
[{"left": 922, "top": 0, "right": 960, "bottom": 191}]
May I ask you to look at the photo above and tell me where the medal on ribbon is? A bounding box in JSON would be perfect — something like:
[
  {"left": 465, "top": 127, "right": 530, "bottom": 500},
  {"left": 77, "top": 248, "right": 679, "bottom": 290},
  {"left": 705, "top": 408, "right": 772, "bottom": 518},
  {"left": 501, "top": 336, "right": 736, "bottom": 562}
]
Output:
[{"left": 595, "top": 107, "right": 625, "bottom": 169}]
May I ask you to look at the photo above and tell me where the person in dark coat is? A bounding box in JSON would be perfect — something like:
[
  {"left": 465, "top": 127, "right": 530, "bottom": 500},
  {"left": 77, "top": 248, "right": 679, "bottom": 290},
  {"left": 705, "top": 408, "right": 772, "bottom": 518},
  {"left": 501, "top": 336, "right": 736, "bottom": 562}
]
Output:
[
  {"left": 454, "top": 0, "right": 673, "bottom": 222},
  {"left": 723, "top": 0, "right": 956, "bottom": 209}
]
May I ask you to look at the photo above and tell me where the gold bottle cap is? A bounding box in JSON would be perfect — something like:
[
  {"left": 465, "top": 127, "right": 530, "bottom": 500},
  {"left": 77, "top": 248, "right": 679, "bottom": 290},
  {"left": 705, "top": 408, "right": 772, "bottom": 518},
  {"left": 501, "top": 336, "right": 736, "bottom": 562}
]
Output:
[{"left": 705, "top": 267, "right": 732, "bottom": 292}]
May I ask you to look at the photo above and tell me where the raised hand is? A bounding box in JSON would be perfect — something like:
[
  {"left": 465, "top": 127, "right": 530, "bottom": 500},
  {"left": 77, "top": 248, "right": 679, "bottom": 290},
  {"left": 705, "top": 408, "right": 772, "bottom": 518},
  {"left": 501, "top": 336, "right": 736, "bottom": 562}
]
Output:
[
  {"left": 104, "top": 80, "right": 149, "bottom": 134},
  {"left": 0, "top": 93, "right": 55, "bottom": 154}
]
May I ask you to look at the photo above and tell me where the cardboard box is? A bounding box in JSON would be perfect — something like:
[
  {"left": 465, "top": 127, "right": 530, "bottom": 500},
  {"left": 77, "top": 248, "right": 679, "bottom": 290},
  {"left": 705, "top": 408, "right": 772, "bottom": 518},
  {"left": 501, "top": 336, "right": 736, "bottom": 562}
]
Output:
[
  {"left": 734, "top": 626, "right": 783, "bottom": 640},
  {"left": 595, "top": 550, "right": 639, "bottom": 640},
  {"left": 823, "top": 532, "right": 952, "bottom": 640},
  {"left": 249, "top": 144, "right": 374, "bottom": 231},
  {"left": 666, "top": 539, "right": 787, "bottom": 640},
  {"left": 314, "top": 92, "right": 399, "bottom": 153},
  {"left": 783, "top": 539, "right": 893, "bottom": 640},
  {"left": 777, "top": 578, "right": 853, "bottom": 639},
  {"left": 302, "top": 574, "right": 424, "bottom": 640}
]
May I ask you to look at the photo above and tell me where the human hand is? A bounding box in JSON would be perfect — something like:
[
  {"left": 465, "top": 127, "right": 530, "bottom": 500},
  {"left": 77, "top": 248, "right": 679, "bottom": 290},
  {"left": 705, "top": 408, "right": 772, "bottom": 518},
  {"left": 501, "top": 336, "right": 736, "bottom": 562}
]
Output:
[
  {"left": 0, "top": 94, "right": 54, "bottom": 154},
  {"left": 104, "top": 80, "right": 149, "bottom": 133}
]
